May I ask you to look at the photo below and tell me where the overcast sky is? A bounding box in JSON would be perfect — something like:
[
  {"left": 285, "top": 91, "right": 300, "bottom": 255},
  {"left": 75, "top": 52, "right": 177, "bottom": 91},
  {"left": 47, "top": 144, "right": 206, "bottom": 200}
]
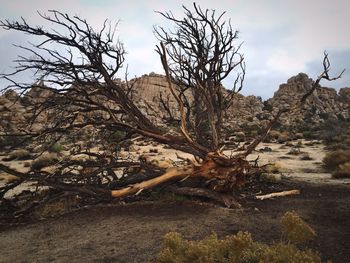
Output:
[{"left": 0, "top": 0, "right": 349, "bottom": 98}]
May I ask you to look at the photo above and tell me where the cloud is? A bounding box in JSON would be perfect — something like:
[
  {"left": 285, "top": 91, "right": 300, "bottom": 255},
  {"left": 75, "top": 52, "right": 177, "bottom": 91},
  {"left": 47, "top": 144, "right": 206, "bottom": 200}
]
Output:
[{"left": 0, "top": 0, "right": 349, "bottom": 97}]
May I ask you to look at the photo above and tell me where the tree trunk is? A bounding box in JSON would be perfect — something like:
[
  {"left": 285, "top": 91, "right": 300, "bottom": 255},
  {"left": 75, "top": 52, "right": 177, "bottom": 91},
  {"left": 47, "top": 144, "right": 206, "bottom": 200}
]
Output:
[{"left": 111, "top": 155, "right": 250, "bottom": 198}]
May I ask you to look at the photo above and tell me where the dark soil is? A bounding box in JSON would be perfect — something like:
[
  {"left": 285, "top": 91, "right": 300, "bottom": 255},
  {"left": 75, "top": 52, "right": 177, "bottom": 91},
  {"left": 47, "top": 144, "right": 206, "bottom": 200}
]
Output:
[{"left": 0, "top": 181, "right": 349, "bottom": 263}]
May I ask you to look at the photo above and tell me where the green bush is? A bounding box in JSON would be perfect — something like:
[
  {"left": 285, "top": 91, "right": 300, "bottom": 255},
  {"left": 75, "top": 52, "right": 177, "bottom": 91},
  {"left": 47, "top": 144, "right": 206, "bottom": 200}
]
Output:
[
  {"left": 156, "top": 212, "right": 325, "bottom": 263},
  {"left": 50, "top": 143, "right": 65, "bottom": 153}
]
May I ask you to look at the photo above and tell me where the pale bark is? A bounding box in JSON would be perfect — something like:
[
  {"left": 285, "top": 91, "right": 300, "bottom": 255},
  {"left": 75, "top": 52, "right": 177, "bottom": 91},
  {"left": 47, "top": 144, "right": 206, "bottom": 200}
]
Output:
[{"left": 255, "top": 190, "right": 300, "bottom": 200}]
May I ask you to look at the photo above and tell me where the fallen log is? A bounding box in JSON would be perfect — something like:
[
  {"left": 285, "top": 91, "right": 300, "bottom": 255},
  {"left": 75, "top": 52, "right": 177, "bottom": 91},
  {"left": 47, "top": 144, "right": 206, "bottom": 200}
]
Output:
[
  {"left": 111, "top": 156, "right": 249, "bottom": 198},
  {"left": 255, "top": 189, "right": 300, "bottom": 200}
]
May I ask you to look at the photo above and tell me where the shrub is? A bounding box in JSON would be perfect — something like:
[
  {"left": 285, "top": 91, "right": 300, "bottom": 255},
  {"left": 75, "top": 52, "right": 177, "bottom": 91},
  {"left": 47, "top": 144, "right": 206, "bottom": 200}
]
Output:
[
  {"left": 300, "top": 153, "right": 313, "bottom": 161},
  {"left": 33, "top": 195, "right": 80, "bottom": 219},
  {"left": 294, "top": 133, "right": 304, "bottom": 139},
  {"left": 260, "top": 173, "right": 280, "bottom": 183},
  {"left": 287, "top": 147, "right": 301, "bottom": 155},
  {"left": 31, "top": 153, "right": 59, "bottom": 170},
  {"left": 322, "top": 150, "right": 350, "bottom": 171},
  {"left": 156, "top": 212, "right": 324, "bottom": 263},
  {"left": 320, "top": 119, "right": 350, "bottom": 150},
  {"left": 234, "top": 131, "right": 245, "bottom": 142},
  {"left": 50, "top": 143, "right": 65, "bottom": 153},
  {"left": 267, "top": 130, "right": 282, "bottom": 142},
  {"left": 108, "top": 130, "right": 127, "bottom": 143},
  {"left": 280, "top": 211, "right": 316, "bottom": 244},
  {"left": 266, "top": 162, "right": 286, "bottom": 174},
  {"left": 277, "top": 132, "right": 291, "bottom": 143},
  {"left": 332, "top": 162, "right": 350, "bottom": 179},
  {"left": 4, "top": 149, "right": 31, "bottom": 161},
  {"left": 302, "top": 131, "right": 317, "bottom": 140},
  {"left": 0, "top": 135, "right": 26, "bottom": 148}
]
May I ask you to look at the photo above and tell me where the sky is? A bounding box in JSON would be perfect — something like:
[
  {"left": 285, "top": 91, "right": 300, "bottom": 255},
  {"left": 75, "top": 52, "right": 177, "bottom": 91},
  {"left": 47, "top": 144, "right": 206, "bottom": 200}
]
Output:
[{"left": 0, "top": 0, "right": 349, "bottom": 99}]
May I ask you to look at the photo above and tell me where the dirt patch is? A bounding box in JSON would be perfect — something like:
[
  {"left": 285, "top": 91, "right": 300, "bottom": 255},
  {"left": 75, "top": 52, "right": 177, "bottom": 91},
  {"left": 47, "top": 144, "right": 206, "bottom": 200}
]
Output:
[{"left": 0, "top": 182, "right": 349, "bottom": 263}]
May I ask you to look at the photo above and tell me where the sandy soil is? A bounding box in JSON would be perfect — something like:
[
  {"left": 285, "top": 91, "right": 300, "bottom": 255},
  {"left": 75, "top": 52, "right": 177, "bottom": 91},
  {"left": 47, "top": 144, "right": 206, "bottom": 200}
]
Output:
[
  {"left": 247, "top": 140, "right": 350, "bottom": 185},
  {"left": 0, "top": 182, "right": 349, "bottom": 263}
]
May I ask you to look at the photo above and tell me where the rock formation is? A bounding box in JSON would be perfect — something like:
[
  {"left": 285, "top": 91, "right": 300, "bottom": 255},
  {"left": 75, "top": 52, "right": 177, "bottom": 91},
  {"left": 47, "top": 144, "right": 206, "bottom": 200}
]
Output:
[
  {"left": 0, "top": 72, "right": 349, "bottom": 137},
  {"left": 266, "top": 73, "right": 350, "bottom": 126}
]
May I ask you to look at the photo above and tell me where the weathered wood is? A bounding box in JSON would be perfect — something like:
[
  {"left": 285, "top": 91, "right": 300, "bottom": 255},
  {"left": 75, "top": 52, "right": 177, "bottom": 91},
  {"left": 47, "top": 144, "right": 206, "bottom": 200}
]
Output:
[
  {"left": 111, "top": 158, "right": 222, "bottom": 198},
  {"left": 256, "top": 189, "right": 300, "bottom": 200}
]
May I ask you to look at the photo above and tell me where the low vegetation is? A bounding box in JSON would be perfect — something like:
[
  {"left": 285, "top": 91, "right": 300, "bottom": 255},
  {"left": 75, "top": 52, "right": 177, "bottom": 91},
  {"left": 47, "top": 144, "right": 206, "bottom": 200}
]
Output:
[
  {"left": 322, "top": 150, "right": 350, "bottom": 179},
  {"left": 31, "top": 153, "right": 60, "bottom": 170},
  {"left": 49, "top": 143, "right": 65, "bottom": 153},
  {"left": 322, "top": 150, "right": 350, "bottom": 171},
  {"left": 4, "top": 149, "right": 31, "bottom": 161},
  {"left": 332, "top": 162, "right": 350, "bottom": 179},
  {"left": 156, "top": 211, "right": 326, "bottom": 263},
  {"left": 319, "top": 119, "right": 350, "bottom": 150}
]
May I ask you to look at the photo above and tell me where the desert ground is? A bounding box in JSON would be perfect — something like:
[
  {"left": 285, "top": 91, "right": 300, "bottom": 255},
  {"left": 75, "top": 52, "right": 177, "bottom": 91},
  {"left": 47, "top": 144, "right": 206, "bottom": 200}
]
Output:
[{"left": 0, "top": 140, "right": 349, "bottom": 263}]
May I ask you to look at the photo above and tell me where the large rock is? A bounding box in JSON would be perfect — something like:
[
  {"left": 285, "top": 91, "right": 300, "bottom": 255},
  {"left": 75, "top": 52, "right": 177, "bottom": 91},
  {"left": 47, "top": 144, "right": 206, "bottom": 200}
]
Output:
[{"left": 265, "top": 73, "right": 350, "bottom": 126}]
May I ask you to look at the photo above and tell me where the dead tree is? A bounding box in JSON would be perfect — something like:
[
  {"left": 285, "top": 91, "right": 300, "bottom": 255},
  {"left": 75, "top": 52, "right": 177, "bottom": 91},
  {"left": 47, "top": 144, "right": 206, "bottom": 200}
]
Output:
[
  {"left": 154, "top": 4, "right": 245, "bottom": 149},
  {"left": 0, "top": 5, "right": 344, "bottom": 210}
]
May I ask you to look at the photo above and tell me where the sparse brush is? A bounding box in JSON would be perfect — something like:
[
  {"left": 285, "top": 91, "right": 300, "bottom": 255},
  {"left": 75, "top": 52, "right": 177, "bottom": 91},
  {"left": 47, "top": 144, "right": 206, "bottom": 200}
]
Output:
[
  {"left": 322, "top": 150, "right": 350, "bottom": 171},
  {"left": 302, "top": 130, "right": 316, "bottom": 140},
  {"left": 108, "top": 130, "right": 127, "bottom": 144},
  {"left": 266, "top": 162, "right": 286, "bottom": 174},
  {"left": 33, "top": 195, "right": 80, "bottom": 219},
  {"left": 49, "top": 143, "right": 65, "bottom": 153},
  {"left": 31, "top": 153, "right": 59, "bottom": 170},
  {"left": 280, "top": 211, "right": 316, "bottom": 244},
  {"left": 288, "top": 147, "right": 301, "bottom": 155},
  {"left": 3, "top": 149, "right": 31, "bottom": 161},
  {"left": 332, "top": 162, "right": 350, "bottom": 179},
  {"left": 269, "top": 130, "right": 282, "bottom": 140},
  {"left": 277, "top": 132, "right": 291, "bottom": 143},
  {"left": 300, "top": 153, "right": 313, "bottom": 161},
  {"left": 260, "top": 173, "right": 280, "bottom": 183},
  {"left": 156, "top": 212, "right": 325, "bottom": 263}
]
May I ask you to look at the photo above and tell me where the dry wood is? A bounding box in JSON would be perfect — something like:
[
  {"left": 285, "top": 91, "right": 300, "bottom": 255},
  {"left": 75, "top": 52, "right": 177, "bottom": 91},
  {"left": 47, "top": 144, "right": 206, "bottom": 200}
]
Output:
[
  {"left": 0, "top": 5, "right": 345, "bottom": 212},
  {"left": 111, "top": 159, "right": 218, "bottom": 197},
  {"left": 255, "top": 189, "right": 300, "bottom": 200}
]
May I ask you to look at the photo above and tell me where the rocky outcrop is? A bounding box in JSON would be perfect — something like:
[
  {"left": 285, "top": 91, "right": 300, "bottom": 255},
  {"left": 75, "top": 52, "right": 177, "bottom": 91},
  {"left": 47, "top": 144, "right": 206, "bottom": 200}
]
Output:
[
  {"left": 129, "top": 73, "right": 264, "bottom": 129},
  {"left": 0, "top": 92, "right": 27, "bottom": 133},
  {"left": 224, "top": 94, "right": 263, "bottom": 129},
  {"left": 266, "top": 73, "right": 350, "bottom": 126},
  {"left": 128, "top": 73, "right": 183, "bottom": 124},
  {"left": 0, "top": 72, "right": 349, "bottom": 135},
  {"left": 0, "top": 81, "right": 55, "bottom": 134}
]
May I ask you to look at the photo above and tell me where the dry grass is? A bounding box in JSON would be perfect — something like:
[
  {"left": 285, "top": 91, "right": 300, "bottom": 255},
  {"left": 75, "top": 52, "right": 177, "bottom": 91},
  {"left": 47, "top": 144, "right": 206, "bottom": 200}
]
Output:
[
  {"left": 280, "top": 211, "right": 316, "bottom": 244},
  {"left": 3, "top": 149, "right": 31, "bottom": 161},
  {"left": 332, "top": 162, "right": 350, "bottom": 179},
  {"left": 323, "top": 150, "right": 350, "bottom": 170},
  {"left": 156, "top": 212, "right": 324, "bottom": 263}
]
